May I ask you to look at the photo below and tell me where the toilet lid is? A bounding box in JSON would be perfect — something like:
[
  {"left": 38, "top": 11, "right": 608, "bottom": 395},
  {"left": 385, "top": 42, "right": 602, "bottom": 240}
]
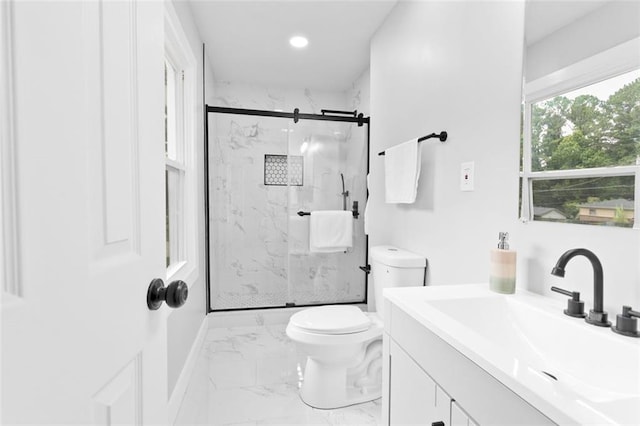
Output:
[{"left": 289, "top": 306, "right": 371, "bottom": 335}]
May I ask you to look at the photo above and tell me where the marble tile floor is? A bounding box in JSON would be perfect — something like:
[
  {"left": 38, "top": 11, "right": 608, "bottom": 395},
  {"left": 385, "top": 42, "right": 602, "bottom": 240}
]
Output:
[{"left": 174, "top": 323, "right": 382, "bottom": 426}]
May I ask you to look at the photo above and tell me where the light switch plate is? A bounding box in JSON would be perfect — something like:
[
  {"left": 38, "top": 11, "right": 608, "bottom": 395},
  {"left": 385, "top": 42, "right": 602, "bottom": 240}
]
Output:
[{"left": 460, "top": 161, "right": 474, "bottom": 191}]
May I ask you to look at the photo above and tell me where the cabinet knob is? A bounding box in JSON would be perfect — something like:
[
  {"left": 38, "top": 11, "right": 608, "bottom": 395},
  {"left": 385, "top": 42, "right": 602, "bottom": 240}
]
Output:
[{"left": 432, "top": 422, "right": 445, "bottom": 426}]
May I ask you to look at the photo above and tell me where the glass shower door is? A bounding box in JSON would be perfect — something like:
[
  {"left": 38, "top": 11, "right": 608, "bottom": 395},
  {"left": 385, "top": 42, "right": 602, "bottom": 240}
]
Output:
[
  {"left": 286, "top": 119, "right": 368, "bottom": 305},
  {"left": 209, "top": 112, "right": 291, "bottom": 310}
]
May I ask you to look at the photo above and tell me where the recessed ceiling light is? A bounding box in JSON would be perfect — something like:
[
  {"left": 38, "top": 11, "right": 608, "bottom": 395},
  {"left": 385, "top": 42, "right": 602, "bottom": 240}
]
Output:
[{"left": 289, "top": 36, "right": 308, "bottom": 49}]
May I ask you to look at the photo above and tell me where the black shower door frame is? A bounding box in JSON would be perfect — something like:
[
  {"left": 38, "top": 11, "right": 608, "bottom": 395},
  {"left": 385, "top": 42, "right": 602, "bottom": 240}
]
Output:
[{"left": 204, "top": 105, "right": 371, "bottom": 313}]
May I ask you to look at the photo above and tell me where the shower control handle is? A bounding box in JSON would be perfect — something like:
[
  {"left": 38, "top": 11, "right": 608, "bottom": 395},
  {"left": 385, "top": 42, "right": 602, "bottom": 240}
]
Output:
[
  {"left": 352, "top": 200, "right": 359, "bottom": 218},
  {"left": 147, "top": 278, "right": 189, "bottom": 310}
]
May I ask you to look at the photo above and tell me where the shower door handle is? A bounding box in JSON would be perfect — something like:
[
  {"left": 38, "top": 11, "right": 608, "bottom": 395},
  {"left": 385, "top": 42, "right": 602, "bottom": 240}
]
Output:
[{"left": 147, "top": 278, "right": 189, "bottom": 310}]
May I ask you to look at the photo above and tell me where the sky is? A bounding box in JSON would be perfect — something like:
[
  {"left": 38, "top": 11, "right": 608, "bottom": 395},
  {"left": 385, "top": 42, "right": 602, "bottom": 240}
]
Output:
[{"left": 564, "top": 69, "right": 640, "bottom": 101}]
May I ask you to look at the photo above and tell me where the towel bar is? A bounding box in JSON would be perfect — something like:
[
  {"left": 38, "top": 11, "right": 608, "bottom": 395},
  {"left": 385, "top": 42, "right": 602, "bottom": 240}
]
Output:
[
  {"left": 378, "top": 131, "right": 447, "bottom": 156},
  {"left": 297, "top": 202, "right": 359, "bottom": 218}
]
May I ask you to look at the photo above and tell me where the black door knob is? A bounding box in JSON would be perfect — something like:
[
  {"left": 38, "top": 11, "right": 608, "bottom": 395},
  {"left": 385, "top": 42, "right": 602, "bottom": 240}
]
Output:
[{"left": 147, "top": 278, "right": 188, "bottom": 310}]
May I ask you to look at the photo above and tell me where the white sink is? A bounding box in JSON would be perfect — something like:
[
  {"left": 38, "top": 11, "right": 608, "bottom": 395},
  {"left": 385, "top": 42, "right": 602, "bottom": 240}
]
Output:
[{"left": 384, "top": 284, "right": 640, "bottom": 425}]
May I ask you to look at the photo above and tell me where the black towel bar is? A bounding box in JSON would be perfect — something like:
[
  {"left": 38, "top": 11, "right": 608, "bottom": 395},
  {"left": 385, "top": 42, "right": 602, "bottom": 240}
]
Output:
[
  {"left": 378, "top": 131, "right": 447, "bottom": 156},
  {"left": 297, "top": 204, "right": 359, "bottom": 218}
]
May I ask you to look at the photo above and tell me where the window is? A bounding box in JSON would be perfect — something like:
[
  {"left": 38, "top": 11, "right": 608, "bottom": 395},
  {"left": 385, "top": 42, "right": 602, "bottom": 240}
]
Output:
[
  {"left": 165, "top": 59, "right": 185, "bottom": 268},
  {"left": 164, "top": 3, "right": 197, "bottom": 280},
  {"left": 521, "top": 40, "right": 640, "bottom": 229}
]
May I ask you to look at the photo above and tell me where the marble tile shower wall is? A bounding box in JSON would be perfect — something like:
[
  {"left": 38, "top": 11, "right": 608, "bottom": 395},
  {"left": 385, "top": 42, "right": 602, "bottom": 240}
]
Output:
[{"left": 209, "top": 82, "right": 368, "bottom": 309}]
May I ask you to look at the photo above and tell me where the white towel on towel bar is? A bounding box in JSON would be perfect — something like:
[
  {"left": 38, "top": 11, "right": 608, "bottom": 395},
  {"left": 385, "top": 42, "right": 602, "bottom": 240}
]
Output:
[
  {"left": 384, "top": 138, "right": 421, "bottom": 203},
  {"left": 309, "top": 210, "right": 353, "bottom": 253}
]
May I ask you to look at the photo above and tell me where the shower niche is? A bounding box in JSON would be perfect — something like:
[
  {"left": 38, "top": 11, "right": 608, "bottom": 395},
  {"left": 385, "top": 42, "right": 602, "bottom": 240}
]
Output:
[
  {"left": 264, "top": 154, "right": 304, "bottom": 186},
  {"left": 206, "top": 106, "right": 369, "bottom": 311}
]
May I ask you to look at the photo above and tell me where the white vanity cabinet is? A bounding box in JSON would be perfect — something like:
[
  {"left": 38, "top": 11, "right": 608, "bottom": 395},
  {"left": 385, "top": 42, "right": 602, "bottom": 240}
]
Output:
[
  {"left": 383, "top": 300, "right": 554, "bottom": 426},
  {"left": 388, "top": 338, "right": 476, "bottom": 426}
]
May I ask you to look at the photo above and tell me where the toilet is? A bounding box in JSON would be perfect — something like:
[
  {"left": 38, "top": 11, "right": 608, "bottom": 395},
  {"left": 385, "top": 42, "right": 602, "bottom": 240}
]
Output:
[{"left": 286, "top": 245, "right": 426, "bottom": 409}]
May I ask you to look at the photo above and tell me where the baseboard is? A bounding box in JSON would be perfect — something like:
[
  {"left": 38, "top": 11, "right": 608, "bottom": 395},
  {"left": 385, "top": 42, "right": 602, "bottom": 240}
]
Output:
[{"left": 167, "top": 316, "right": 208, "bottom": 425}]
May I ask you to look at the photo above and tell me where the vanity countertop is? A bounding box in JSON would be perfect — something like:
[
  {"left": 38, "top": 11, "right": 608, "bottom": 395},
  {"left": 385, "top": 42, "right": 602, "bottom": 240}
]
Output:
[{"left": 384, "top": 284, "right": 640, "bottom": 425}]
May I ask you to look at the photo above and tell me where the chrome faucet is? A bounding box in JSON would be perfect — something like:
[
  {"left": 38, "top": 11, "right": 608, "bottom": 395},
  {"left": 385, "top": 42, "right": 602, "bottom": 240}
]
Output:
[{"left": 551, "top": 248, "right": 611, "bottom": 327}]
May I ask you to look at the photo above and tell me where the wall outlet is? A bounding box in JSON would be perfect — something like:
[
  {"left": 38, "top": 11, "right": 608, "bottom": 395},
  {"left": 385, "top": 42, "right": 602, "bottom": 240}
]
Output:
[{"left": 460, "top": 161, "right": 474, "bottom": 191}]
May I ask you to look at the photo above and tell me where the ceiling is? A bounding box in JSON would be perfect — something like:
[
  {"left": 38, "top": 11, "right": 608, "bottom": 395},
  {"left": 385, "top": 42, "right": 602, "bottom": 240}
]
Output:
[
  {"left": 188, "top": 0, "right": 398, "bottom": 92},
  {"left": 188, "top": 0, "right": 612, "bottom": 92}
]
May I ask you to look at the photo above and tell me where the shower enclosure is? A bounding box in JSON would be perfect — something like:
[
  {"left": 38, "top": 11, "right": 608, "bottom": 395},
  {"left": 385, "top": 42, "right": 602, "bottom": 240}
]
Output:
[{"left": 205, "top": 106, "right": 369, "bottom": 311}]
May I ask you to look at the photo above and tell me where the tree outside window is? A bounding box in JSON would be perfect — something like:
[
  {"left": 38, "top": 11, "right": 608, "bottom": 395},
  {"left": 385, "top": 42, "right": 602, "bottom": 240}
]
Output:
[{"left": 522, "top": 68, "right": 639, "bottom": 228}]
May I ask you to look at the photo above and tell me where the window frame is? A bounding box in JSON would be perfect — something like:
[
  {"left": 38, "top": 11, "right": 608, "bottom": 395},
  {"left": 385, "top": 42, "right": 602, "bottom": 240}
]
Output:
[
  {"left": 521, "top": 38, "right": 640, "bottom": 230},
  {"left": 1, "top": 0, "right": 20, "bottom": 303},
  {"left": 164, "top": 2, "right": 198, "bottom": 284}
]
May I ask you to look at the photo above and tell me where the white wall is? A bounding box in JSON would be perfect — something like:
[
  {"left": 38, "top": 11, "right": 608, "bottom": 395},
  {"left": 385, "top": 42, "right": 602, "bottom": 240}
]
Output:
[
  {"left": 526, "top": 1, "right": 640, "bottom": 81},
  {"left": 166, "top": 0, "right": 209, "bottom": 398},
  {"left": 369, "top": 1, "right": 525, "bottom": 289},
  {"left": 369, "top": 0, "right": 640, "bottom": 317},
  {"left": 519, "top": 1, "right": 640, "bottom": 314}
]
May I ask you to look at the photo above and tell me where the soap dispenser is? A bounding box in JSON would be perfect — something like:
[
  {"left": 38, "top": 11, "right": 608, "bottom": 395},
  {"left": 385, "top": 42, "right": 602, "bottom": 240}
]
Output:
[{"left": 489, "top": 232, "right": 516, "bottom": 294}]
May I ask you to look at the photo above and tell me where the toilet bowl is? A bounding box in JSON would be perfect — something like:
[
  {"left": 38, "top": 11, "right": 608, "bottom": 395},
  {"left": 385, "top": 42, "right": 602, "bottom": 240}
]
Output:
[
  {"left": 286, "top": 305, "right": 384, "bottom": 409},
  {"left": 286, "top": 246, "right": 427, "bottom": 409}
]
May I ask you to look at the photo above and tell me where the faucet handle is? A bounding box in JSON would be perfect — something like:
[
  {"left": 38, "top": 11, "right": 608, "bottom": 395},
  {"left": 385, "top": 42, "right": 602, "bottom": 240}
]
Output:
[
  {"left": 611, "top": 306, "right": 640, "bottom": 338},
  {"left": 551, "top": 286, "right": 586, "bottom": 318}
]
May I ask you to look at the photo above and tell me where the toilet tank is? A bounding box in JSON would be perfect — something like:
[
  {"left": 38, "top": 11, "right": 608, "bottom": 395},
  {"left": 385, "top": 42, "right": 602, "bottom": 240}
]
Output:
[{"left": 370, "top": 245, "right": 426, "bottom": 319}]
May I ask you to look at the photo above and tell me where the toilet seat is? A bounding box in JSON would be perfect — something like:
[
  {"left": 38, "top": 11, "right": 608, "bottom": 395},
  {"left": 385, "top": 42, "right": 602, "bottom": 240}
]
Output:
[
  {"left": 289, "top": 305, "right": 371, "bottom": 335},
  {"left": 287, "top": 309, "right": 382, "bottom": 346}
]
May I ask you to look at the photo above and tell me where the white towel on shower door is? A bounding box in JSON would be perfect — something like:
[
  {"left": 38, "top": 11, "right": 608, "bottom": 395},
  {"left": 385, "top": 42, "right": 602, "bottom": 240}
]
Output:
[
  {"left": 384, "top": 138, "right": 421, "bottom": 203},
  {"left": 309, "top": 210, "right": 353, "bottom": 253}
]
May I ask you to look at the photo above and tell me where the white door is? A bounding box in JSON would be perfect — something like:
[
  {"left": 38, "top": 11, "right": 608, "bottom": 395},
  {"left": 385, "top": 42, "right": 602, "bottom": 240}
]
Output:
[{"left": 1, "top": 1, "right": 171, "bottom": 423}]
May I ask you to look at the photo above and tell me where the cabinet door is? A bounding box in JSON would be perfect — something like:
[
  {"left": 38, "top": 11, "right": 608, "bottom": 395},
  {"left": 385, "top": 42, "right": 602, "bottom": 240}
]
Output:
[
  {"left": 435, "top": 385, "right": 452, "bottom": 426},
  {"left": 389, "top": 341, "right": 439, "bottom": 425},
  {"left": 451, "top": 401, "right": 469, "bottom": 426}
]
